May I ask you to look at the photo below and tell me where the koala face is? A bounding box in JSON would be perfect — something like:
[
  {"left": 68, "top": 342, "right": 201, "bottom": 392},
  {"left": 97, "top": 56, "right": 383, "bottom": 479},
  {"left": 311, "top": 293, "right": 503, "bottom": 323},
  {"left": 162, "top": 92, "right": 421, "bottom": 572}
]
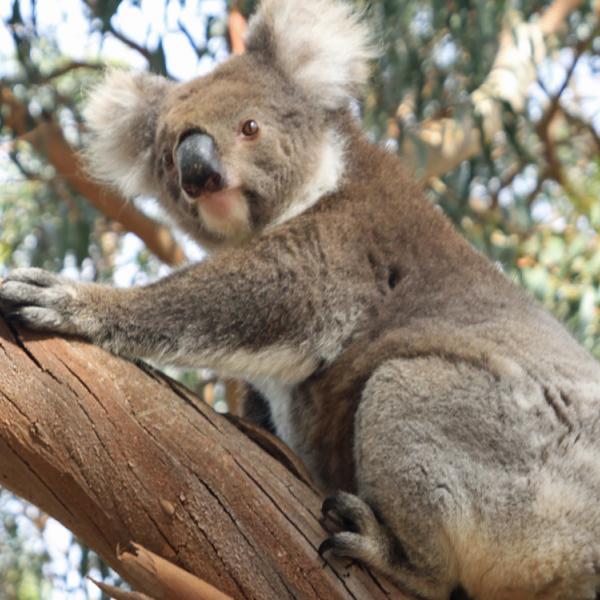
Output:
[
  {"left": 152, "top": 57, "right": 334, "bottom": 245},
  {"left": 84, "top": 0, "right": 375, "bottom": 248}
]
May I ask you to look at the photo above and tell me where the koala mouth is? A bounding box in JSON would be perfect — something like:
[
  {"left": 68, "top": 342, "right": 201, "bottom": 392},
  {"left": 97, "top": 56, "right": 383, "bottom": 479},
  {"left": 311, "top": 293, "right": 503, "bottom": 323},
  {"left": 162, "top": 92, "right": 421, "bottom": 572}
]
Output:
[
  {"left": 192, "top": 187, "right": 245, "bottom": 220},
  {"left": 176, "top": 183, "right": 249, "bottom": 239},
  {"left": 182, "top": 172, "right": 224, "bottom": 199}
]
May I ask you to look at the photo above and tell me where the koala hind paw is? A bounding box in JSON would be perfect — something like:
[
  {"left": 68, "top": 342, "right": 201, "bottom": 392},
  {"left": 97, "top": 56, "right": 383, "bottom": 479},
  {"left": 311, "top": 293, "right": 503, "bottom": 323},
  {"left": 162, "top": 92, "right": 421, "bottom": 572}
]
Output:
[
  {"left": 319, "top": 492, "right": 387, "bottom": 564},
  {"left": 319, "top": 493, "right": 452, "bottom": 600}
]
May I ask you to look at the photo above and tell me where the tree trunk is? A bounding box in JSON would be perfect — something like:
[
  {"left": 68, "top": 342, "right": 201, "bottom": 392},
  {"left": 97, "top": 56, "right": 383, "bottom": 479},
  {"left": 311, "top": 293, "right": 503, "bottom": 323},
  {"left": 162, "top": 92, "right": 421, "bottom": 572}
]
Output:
[{"left": 0, "top": 315, "right": 405, "bottom": 599}]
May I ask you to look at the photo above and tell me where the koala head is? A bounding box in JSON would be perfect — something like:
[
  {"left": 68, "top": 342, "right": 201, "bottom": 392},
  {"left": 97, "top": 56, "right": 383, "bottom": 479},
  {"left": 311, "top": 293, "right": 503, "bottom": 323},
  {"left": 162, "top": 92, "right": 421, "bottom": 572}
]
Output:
[{"left": 83, "top": 0, "right": 375, "bottom": 248}]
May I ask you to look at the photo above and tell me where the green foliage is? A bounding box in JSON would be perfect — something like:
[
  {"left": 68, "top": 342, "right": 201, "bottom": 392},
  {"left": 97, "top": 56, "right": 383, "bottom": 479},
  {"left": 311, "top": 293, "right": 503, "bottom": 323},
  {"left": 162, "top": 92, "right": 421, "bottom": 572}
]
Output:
[
  {"left": 1, "top": 37, "right": 105, "bottom": 273},
  {"left": 365, "top": 0, "right": 505, "bottom": 134},
  {"left": 0, "top": 493, "right": 49, "bottom": 600},
  {"left": 0, "top": 158, "right": 100, "bottom": 272}
]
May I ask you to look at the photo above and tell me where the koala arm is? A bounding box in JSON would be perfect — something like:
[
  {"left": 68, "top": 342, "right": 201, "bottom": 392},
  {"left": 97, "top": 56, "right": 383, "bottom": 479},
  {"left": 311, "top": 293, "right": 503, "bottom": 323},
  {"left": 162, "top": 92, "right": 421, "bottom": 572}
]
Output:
[{"left": 0, "top": 232, "right": 345, "bottom": 383}]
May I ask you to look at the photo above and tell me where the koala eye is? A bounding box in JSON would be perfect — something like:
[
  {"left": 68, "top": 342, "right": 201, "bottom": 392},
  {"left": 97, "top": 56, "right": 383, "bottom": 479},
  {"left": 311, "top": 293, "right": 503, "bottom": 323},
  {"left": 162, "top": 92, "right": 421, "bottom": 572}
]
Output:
[{"left": 241, "top": 119, "right": 260, "bottom": 138}]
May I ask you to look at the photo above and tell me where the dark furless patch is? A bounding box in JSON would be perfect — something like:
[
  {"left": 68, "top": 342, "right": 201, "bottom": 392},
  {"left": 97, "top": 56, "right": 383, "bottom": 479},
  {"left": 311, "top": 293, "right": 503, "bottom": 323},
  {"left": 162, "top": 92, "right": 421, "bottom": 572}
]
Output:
[
  {"left": 387, "top": 265, "right": 402, "bottom": 290},
  {"left": 450, "top": 585, "right": 473, "bottom": 600}
]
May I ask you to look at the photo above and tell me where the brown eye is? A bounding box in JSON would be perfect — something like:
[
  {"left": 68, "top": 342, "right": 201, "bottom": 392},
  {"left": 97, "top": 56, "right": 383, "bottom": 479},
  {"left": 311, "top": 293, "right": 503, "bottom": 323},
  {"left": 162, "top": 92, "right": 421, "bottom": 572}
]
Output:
[{"left": 241, "top": 119, "right": 260, "bottom": 138}]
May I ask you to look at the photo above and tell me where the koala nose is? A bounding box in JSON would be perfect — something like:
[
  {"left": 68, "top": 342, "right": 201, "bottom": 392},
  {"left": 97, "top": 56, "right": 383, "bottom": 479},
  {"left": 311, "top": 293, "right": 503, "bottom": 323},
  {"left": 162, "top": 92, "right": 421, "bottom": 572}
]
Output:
[{"left": 176, "top": 132, "right": 225, "bottom": 198}]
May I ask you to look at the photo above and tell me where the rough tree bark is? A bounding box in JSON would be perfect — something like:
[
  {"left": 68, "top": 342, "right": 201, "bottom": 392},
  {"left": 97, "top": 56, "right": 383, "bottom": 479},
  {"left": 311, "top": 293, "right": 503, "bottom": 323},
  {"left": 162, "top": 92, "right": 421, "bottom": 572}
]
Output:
[{"left": 0, "top": 314, "right": 406, "bottom": 600}]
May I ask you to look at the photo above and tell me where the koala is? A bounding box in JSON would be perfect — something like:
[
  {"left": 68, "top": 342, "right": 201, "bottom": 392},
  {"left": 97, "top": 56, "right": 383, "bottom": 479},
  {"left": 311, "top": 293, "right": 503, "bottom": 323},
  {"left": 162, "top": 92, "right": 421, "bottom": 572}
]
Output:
[{"left": 2, "top": 1, "right": 600, "bottom": 598}]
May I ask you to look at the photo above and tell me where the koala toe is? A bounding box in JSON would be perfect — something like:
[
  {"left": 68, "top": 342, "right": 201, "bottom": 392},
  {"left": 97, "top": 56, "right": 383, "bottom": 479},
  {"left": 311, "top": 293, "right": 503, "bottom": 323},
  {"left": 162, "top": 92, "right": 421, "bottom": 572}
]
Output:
[
  {"left": 8, "top": 306, "right": 74, "bottom": 333},
  {"left": 0, "top": 281, "right": 44, "bottom": 309},
  {"left": 0, "top": 280, "right": 72, "bottom": 309},
  {"left": 321, "top": 491, "right": 379, "bottom": 535},
  {"left": 318, "top": 530, "right": 385, "bottom": 565},
  {"left": 319, "top": 502, "right": 452, "bottom": 600},
  {"left": 5, "top": 267, "right": 65, "bottom": 288}
]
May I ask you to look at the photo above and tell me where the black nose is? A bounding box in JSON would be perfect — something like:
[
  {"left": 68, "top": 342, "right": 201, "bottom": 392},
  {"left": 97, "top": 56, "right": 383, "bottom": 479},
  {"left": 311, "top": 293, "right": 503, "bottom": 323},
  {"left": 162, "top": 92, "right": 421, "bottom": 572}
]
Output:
[{"left": 176, "top": 132, "right": 225, "bottom": 198}]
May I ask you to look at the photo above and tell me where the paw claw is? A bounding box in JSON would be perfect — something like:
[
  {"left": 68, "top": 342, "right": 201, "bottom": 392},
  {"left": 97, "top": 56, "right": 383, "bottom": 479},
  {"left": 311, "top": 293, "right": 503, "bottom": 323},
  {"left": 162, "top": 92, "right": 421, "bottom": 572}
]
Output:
[
  {"left": 321, "top": 495, "right": 338, "bottom": 518},
  {"left": 321, "top": 491, "right": 372, "bottom": 534},
  {"left": 318, "top": 537, "right": 336, "bottom": 557}
]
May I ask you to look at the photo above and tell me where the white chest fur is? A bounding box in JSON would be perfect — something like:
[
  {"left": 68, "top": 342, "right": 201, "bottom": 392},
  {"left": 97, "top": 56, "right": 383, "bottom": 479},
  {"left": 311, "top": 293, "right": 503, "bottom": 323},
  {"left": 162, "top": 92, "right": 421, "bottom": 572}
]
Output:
[{"left": 252, "top": 380, "right": 297, "bottom": 449}]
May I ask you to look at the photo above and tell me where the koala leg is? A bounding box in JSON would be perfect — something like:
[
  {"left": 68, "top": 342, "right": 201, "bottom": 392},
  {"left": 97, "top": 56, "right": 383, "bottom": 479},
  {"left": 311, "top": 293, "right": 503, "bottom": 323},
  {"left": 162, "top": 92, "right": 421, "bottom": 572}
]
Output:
[
  {"left": 318, "top": 357, "right": 486, "bottom": 599},
  {"left": 318, "top": 490, "right": 448, "bottom": 598},
  {"left": 319, "top": 489, "right": 456, "bottom": 600},
  {"left": 331, "top": 355, "right": 600, "bottom": 600},
  {"left": 319, "top": 491, "right": 392, "bottom": 563},
  {"left": 320, "top": 356, "right": 520, "bottom": 600}
]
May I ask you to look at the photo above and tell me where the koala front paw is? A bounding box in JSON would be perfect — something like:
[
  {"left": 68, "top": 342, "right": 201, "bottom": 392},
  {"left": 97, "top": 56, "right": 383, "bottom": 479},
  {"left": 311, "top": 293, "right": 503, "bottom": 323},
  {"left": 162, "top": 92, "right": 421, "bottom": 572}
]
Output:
[{"left": 0, "top": 268, "right": 85, "bottom": 336}]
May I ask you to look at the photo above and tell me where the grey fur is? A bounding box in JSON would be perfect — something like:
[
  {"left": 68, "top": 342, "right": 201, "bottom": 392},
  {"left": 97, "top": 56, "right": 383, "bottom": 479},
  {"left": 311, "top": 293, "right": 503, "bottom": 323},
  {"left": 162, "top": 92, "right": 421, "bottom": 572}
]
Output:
[{"left": 1, "top": 1, "right": 600, "bottom": 598}]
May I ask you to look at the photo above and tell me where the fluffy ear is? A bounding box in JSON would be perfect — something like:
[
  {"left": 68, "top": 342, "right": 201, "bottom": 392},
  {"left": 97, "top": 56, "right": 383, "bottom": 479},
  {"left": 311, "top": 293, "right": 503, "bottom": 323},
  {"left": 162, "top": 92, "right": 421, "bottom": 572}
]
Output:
[
  {"left": 245, "top": 0, "right": 376, "bottom": 110},
  {"left": 83, "top": 70, "right": 173, "bottom": 198}
]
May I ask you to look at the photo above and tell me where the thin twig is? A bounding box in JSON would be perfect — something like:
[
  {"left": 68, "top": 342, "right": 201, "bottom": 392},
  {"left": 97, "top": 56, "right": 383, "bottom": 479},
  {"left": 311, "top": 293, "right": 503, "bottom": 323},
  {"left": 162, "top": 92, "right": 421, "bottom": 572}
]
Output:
[
  {"left": 178, "top": 19, "right": 205, "bottom": 59},
  {"left": 82, "top": 0, "right": 153, "bottom": 63},
  {"left": 107, "top": 25, "right": 152, "bottom": 62},
  {"left": 534, "top": 26, "right": 599, "bottom": 200},
  {"left": 35, "top": 61, "right": 103, "bottom": 84},
  {"left": 561, "top": 106, "right": 600, "bottom": 151},
  {"left": 490, "top": 160, "right": 526, "bottom": 209}
]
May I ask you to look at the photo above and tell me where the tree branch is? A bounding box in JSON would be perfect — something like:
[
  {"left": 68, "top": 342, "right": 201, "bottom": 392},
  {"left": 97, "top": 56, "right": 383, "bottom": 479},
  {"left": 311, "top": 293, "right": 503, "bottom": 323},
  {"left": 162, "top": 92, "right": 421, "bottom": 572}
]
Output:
[
  {"left": 532, "top": 26, "right": 599, "bottom": 201},
  {"left": 560, "top": 106, "right": 600, "bottom": 151},
  {"left": 538, "top": 0, "right": 583, "bottom": 35},
  {"left": 178, "top": 19, "right": 205, "bottom": 59},
  {"left": 0, "top": 86, "right": 186, "bottom": 267},
  {"left": 0, "top": 315, "right": 406, "bottom": 599},
  {"left": 82, "top": 0, "right": 153, "bottom": 64},
  {"left": 37, "top": 61, "right": 104, "bottom": 83},
  {"left": 4, "top": 61, "right": 104, "bottom": 86},
  {"left": 538, "top": 26, "right": 597, "bottom": 129},
  {"left": 398, "top": 0, "right": 587, "bottom": 179},
  {"left": 94, "top": 542, "right": 234, "bottom": 600},
  {"left": 227, "top": 7, "right": 248, "bottom": 56},
  {"left": 106, "top": 24, "right": 153, "bottom": 62}
]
